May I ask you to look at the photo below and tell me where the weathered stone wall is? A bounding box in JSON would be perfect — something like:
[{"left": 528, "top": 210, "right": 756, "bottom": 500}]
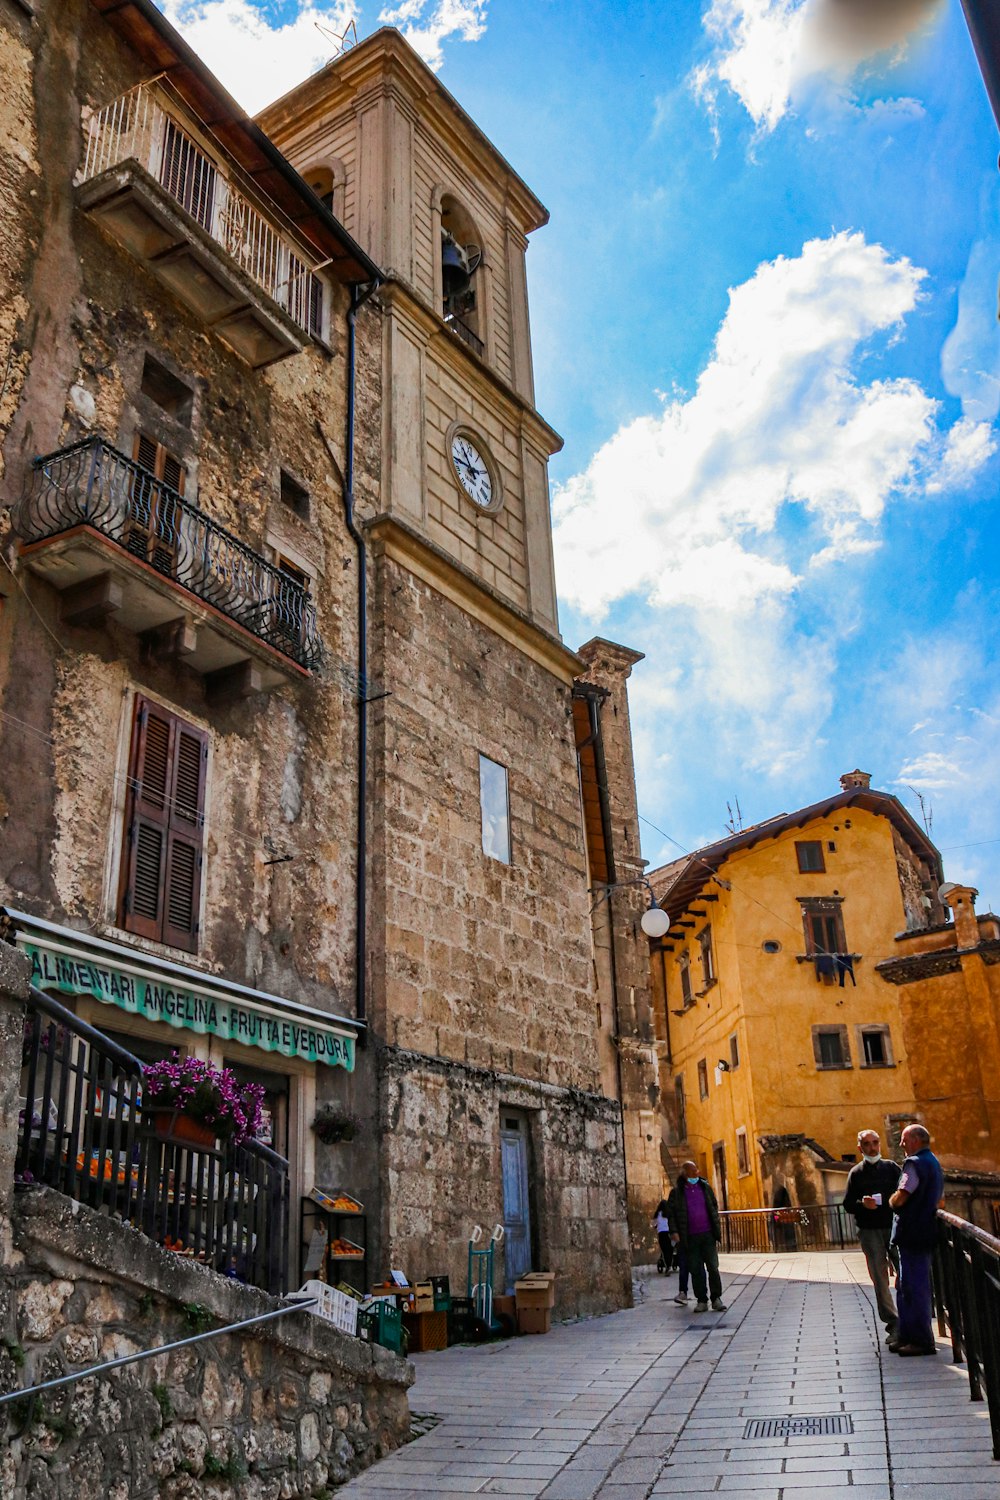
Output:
[
  {"left": 378, "top": 1047, "right": 632, "bottom": 1318},
  {"left": 0, "top": 0, "right": 373, "bottom": 1023},
  {"left": 367, "top": 548, "right": 597, "bottom": 1088},
  {"left": 1, "top": 1188, "right": 412, "bottom": 1500}
]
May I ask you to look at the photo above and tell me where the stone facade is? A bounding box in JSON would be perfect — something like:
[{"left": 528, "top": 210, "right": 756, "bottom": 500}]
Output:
[
  {"left": 2, "top": 1188, "right": 411, "bottom": 1500},
  {"left": 0, "top": 0, "right": 640, "bottom": 1333}
]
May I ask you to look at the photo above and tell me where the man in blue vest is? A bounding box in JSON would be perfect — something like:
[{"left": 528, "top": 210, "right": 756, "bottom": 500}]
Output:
[{"left": 888, "top": 1123, "right": 944, "bottom": 1356}]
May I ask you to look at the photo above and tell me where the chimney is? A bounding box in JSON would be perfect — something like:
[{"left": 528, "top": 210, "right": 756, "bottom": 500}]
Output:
[
  {"left": 839, "top": 769, "right": 872, "bottom": 792},
  {"left": 939, "top": 883, "right": 980, "bottom": 949}
]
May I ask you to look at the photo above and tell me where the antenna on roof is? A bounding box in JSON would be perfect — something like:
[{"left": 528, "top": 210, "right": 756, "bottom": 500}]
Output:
[
  {"left": 315, "top": 18, "right": 358, "bottom": 59},
  {"left": 906, "top": 785, "right": 933, "bottom": 838},
  {"left": 725, "top": 797, "right": 744, "bottom": 835}
]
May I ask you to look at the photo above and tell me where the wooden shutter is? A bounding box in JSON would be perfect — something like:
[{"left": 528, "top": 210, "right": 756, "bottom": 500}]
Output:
[
  {"left": 128, "top": 433, "right": 185, "bottom": 575},
  {"left": 121, "top": 697, "right": 207, "bottom": 953}
]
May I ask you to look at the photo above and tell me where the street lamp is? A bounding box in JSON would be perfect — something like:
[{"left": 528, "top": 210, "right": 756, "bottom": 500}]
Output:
[{"left": 590, "top": 878, "right": 671, "bottom": 939}]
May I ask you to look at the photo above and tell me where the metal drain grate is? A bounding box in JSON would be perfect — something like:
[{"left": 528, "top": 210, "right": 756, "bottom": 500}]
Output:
[{"left": 744, "top": 1415, "right": 852, "bottom": 1440}]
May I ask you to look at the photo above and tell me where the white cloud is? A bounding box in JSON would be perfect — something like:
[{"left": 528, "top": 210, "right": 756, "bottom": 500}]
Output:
[
  {"left": 553, "top": 231, "right": 994, "bottom": 777},
  {"left": 694, "top": 0, "right": 944, "bottom": 135},
  {"left": 157, "top": 0, "right": 488, "bottom": 111},
  {"left": 378, "top": 0, "right": 487, "bottom": 72},
  {"left": 552, "top": 231, "right": 968, "bottom": 623},
  {"left": 158, "top": 1, "right": 354, "bottom": 111},
  {"left": 941, "top": 237, "right": 1000, "bottom": 424},
  {"left": 926, "top": 416, "right": 997, "bottom": 494}
]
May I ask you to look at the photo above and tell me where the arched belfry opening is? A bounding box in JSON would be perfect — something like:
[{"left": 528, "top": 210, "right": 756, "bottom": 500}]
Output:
[
  {"left": 440, "top": 194, "right": 484, "bottom": 351},
  {"left": 303, "top": 160, "right": 346, "bottom": 216}
]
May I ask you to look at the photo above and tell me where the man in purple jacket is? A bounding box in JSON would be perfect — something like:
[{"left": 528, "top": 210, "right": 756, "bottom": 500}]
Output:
[{"left": 669, "top": 1160, "right": 727, "bottom": 1313}]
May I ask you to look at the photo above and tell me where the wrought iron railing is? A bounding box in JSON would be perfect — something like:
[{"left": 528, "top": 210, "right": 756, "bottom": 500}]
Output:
[
  {"left": 81, "top": 82, "right": 324, "bottom": 339},
  {"left": 934, "top": 1211, "right": 1000, "bottom": 1459},
  {"left": 17, "top": 985, "right": 290, "bottom": 1296},
  {"left": 719, "top": 1204, "right": 860, "bottom": 1254},
  {"left": 443, "top": 311, "right": 485, "bottom": 358},
  {"left": 15, "top": 437, "right": 322, "bottom": 670}
]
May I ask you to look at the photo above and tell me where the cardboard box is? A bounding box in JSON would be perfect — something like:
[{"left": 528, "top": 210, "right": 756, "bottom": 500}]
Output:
[
  {"left": 514, "top": 1272, "right": 556, "bottom": 1310},
  {"left": 494, "top": 1294, "right": 516, "bottom": 1319},
  {"left": 517, "top": 1306, "right": 551, "bottom": 1335},
  {"left": 413, "top": 1280, "right": 435, "bottom": 1313}
]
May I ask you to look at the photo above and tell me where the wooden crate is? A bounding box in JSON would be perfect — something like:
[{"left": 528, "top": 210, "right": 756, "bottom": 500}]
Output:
[{"left": 403, "top": 1309, "right": 448, "bottom": 1352}]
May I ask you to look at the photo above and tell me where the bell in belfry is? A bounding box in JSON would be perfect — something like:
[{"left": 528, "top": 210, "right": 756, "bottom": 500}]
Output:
[{"left": 441, "top": 230, "right": 472, "bottom": 297}]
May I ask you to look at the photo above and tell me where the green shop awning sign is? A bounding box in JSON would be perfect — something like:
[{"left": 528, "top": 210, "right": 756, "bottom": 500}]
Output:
[{"left": 22, "top": 940, "right": 355, "bottom": 1071}]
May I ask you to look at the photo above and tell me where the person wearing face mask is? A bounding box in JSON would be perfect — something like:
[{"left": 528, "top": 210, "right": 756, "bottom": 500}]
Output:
[
  {"left": 843, "top": 1128, "right": 901, "bottom": 1342},
  {"left": 668, "top": 1160, "right": 726, "bottom": 1313}
]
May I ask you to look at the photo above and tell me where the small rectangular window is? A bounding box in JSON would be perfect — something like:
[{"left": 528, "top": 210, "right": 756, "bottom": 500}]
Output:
[
  {"left": 796, "top": 840, "right": 825, "bottom": 873},
  {"left": 813, "top": 1025, "right": 851, "bottom": 1070},
  {"left": 729, "top": 1033, "right": 740, "bottom": 1070},
  {"left": 673, "top": 1076, "right": 687, "bottom": 1144},
  {"left": 800, "top": 899, "right": 847, "bottom": 957},
  {"left": 119, "top": 695, "right": 207, "bottom": 954},
  {"left": 479, "top": 754, "right": 511, "bottom": 864},
  {"left": 736, "top": 1128, "right": 750, "bottom": 1176},
  {"left": 698, "top": 1058, "right": 709, "bottom": 1100},
  {"left": 679, "top": 954, "right": 692, "bottom": 1008},
  {"left": 860, "top": 1027, "right": 892, "bottom": 1068},
  {"left": 279, "top": 469, "right": 310, "bottom": 520},
  {"left": 698, "top": 925, "right": 715, "bottom": 986},
  {"left": 140, "top": 354, "right": 193, "bottom": 425}
]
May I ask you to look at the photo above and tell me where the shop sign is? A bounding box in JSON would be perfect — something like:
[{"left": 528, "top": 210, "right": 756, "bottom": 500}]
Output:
[{"left": 21, "top": 940, "right": 355, "bottom": 1071}]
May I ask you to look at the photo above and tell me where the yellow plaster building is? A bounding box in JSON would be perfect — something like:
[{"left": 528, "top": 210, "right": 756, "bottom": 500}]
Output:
[{"left": 648, "top": 771, "right": 946, "bottom": 1213}]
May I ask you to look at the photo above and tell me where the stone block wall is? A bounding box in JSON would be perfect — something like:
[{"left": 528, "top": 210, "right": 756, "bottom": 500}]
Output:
[
  {"left": 1, "top": 1189, "right": 413, "bottom": 1500},
  {"left": 378, "top": 1047, "right": 632, "bottom": 1319}
]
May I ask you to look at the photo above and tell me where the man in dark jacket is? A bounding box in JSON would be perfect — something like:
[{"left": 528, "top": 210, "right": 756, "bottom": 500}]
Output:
[
  {"left": 844, "top": 1129, "right": 901, "bottom": 1341},
  {"left": 889, "top": 1123, "right": 945, "bottom": 1356},
  {"left": 669, "top": 1160, "right": 726, "bottom": 1312}
]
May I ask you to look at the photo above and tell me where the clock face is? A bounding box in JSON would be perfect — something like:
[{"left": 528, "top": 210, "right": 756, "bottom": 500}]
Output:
[{"left": 451, "top": 433, "right": 494, "bottom": 509}]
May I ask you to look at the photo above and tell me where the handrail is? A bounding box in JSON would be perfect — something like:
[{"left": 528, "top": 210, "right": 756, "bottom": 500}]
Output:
[
  {"left": 0, "top": 1298, "right": 317, "bottom": 1408},
  {"left": 17, "top": 985, "right": 291, "bottom": 1293},
  {"left": 933, "top": 1208, "right": 1000, "bottom": 1460},
  {"left": 14, "top": 435, "right": 323, "bottom": 671}
]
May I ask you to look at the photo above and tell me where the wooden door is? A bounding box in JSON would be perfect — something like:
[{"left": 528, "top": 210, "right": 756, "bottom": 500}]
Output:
[{"left": 500, "top": 1110, "right": 532, "bottom": 1290}]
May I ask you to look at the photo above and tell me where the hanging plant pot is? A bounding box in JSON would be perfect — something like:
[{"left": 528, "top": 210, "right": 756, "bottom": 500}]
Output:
[{"left": 148, "top": 1108, "right": 220, "bottom": 1153}]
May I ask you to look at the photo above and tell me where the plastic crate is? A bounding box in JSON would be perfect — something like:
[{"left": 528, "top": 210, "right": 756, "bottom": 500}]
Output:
[
  {"left": 358, "top": 1299, "right": 404, "bottom": 1354},
  {"left": 297, "top": 1280, "right": 358, "bottom": 1336},
  {"left": 403, "top": 1309, "right": 448, "bottom": 1353},
  {"left": 430, "top": 1274, "right": 451, "bottom": 1311}
]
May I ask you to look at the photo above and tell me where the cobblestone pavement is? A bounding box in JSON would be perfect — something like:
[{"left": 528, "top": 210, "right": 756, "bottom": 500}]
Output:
[{"left": 338, "top": 1253, "right": 1000, "bottom": 1500}]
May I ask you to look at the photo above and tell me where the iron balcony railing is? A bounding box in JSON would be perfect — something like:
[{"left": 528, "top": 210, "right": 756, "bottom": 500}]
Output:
[
  {"left": 82, "top": 82, "right": 324, "bottom": 339},
  {"left": 934, "top": 1211, "right": 1000, "bottom": 1460},
  {"left": 443, "top": 311, "right": 485, "bottom": 358},
  {"left": 17, "top": 984, "right": 290, "bottom": 1296},
  {"left": 15, "top": 436, "right": 322, "bottom": 671},
  {"left": 719, "top": 1204, "right": 860, "bottom": 1254}
]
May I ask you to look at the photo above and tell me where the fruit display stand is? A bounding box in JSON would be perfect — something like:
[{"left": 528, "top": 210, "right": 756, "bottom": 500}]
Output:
[{"left": 300, "top": 1188, "right": 367, "bottom": 1294}]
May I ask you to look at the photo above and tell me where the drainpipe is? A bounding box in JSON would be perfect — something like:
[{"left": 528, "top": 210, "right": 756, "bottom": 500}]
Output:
[
  {"left": 340, "top": 279, "right": 381, "bottom": 1028},
  {"left": 582, "top": 691, "right": 631, "bottom": 1226}
]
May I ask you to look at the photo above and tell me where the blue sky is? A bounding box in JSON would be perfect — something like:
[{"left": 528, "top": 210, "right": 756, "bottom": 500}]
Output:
[{"left": 158, "top": 1, "right": 1000, "bottom": 908}]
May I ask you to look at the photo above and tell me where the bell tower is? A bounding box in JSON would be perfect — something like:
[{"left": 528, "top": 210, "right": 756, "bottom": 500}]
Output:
[{"left": 258, "top": 28, "right": 562, "bottom": 636}]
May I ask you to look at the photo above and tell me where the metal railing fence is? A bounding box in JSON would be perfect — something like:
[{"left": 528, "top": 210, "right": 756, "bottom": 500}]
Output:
[
  {"left": 17, "top": 984, "right": 290, "bottom": 1296},
  {"left": 443, "top": 311, "right": 485, "bottom": 357},
  {"left": 719, "top": 1204, "right": 860, "bottom": 1254},
  {"left": 15, "top": 436, "right": 322, "bottom": 671},
  {"left": 934, "top": 1210, "right": 1000, "bottom": 1460},
  {"left": 82, "top": 82, "right": 323, "bottom": 338}
]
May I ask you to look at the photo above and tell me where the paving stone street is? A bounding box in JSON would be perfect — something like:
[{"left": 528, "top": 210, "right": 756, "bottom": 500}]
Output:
[{"left": 339, "top": 1253, "right": 1000, "bottom": 1500}]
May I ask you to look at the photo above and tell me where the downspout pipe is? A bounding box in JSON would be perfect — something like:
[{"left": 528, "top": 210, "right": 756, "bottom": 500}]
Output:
[
  {"left": 343, "top": 278, "right": 382, "bottom": 1028},
  {"left": 961, "top": 1, "right": 1000, "bottom": 136},
  {"left": 582, "top": 691, "right": 630, "bottom": 1222}
]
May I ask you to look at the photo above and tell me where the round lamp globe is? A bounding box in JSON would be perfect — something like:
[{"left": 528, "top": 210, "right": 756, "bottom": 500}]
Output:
[{"left": 640, "top": 906, "right": 670, "bottom": 939}]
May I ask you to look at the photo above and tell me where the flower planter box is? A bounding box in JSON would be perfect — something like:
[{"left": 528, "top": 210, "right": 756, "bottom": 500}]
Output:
[{"left": 147, "top": 1108, "right": 221, "bottom": 1153}]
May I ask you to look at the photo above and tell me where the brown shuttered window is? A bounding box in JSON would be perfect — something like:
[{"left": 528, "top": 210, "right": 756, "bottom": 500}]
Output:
[
  {"left": 128, "top": 432, "right": 185, "bottom": 577},
  {"left": 120, "top": 696, "right": 207, "bottom": 953}
]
